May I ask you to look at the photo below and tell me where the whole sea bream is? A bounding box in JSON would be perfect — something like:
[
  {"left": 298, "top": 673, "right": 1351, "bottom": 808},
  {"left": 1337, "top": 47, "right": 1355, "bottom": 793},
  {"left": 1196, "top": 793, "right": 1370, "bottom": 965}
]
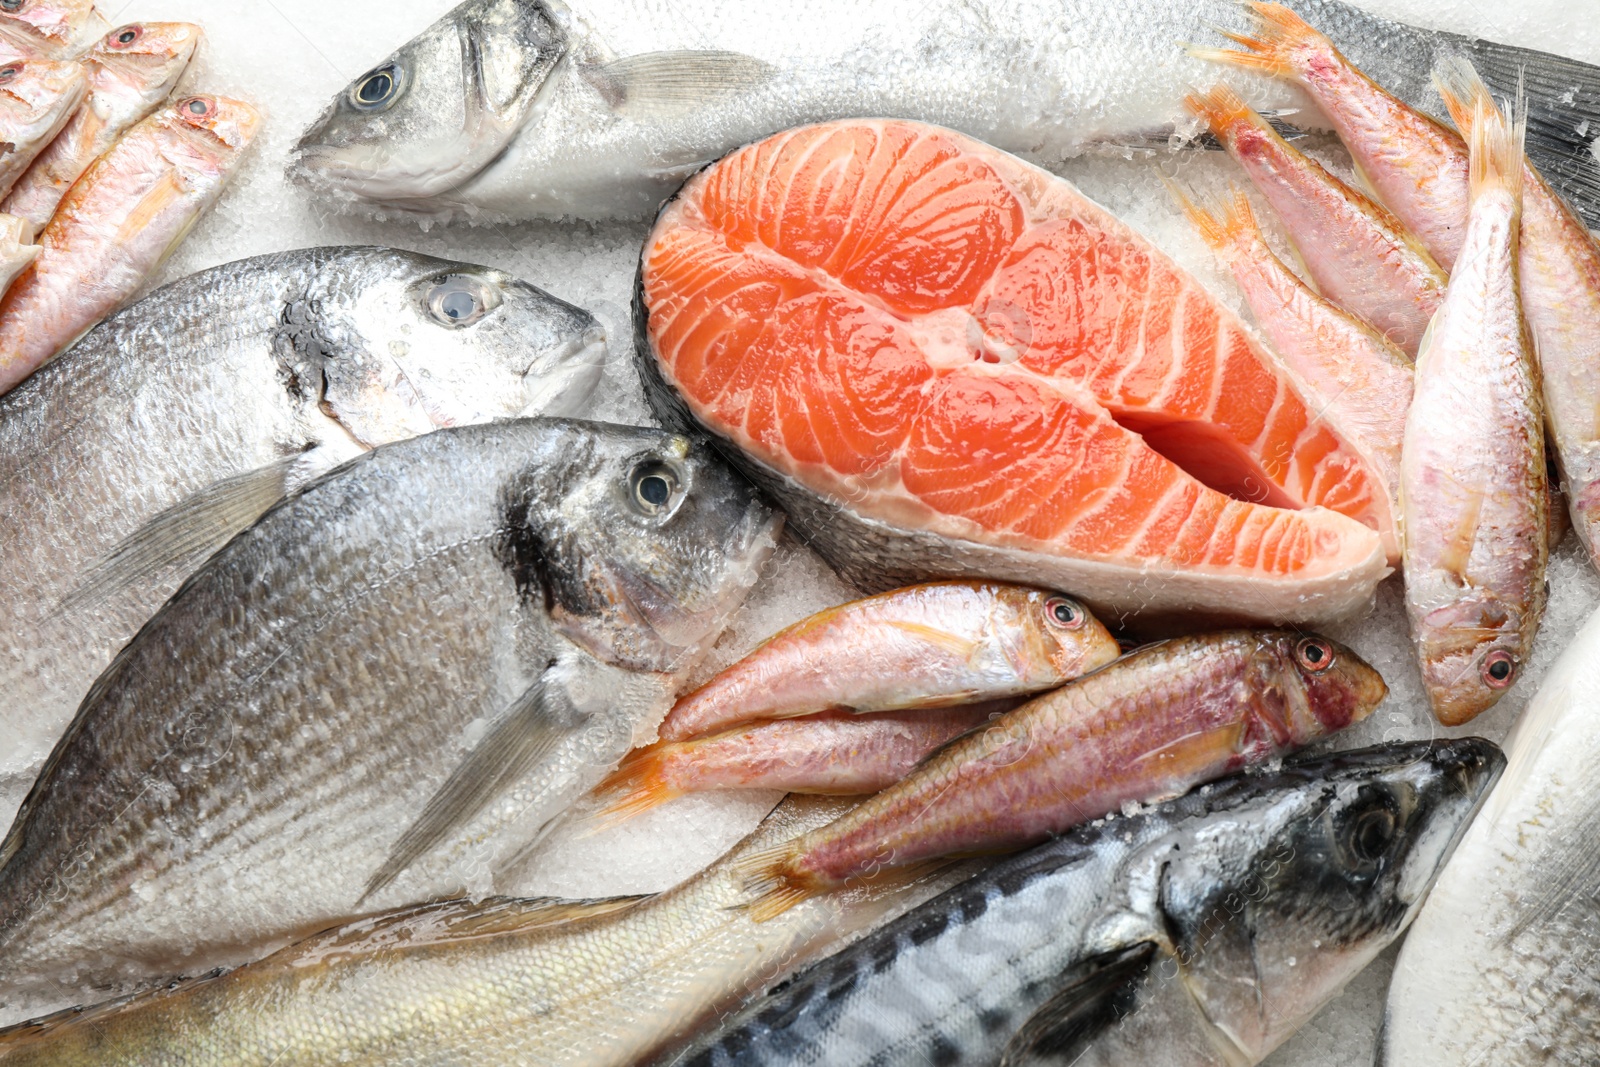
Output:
[
  {"left": 0, "top": 418, "right": 778, "bottom": 994},
  {"left": 289, "top": 0, "right": 1600, "bottom": 227},
  {"left": 0, "top": 246, "right": 605, "bottom": 823},
  {"left": 669, "top": 739, "right": 1504, "bottom": 1067}
]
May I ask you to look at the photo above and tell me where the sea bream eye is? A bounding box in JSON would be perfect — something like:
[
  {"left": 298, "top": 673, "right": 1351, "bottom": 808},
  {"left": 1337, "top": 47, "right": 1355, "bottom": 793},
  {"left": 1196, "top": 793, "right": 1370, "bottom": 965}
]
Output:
[
  {"left": 424, "top": 275, "right": 498, "bottom": 327},
  {"left": 350, "top": 63, "right": 401, "bottom": 111},
  {"left": 629, "top": 461, "right": 679, "bottom": 516}
]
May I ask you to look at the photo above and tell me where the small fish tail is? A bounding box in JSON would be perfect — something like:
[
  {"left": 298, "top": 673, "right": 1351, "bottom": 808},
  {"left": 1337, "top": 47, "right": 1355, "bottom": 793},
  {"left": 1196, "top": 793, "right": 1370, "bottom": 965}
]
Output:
[
  {"left": 588, "top": 745, "right": 683, "bottom": 827},
  {"left": 1164, "top": 179, "right": 1259, "bottom": 257},
  {"left": 1184, "top": 82, "right": 1258, "bottom": 138},
  {"left": 1187, "top": 3, "right": 1326, "bottom": 77},
  {"left": 1439, "top": 57, "right": 1526, "bottom": 204},
  {"left": 732, "top": 843, "right": 816, "bottom": 922}
]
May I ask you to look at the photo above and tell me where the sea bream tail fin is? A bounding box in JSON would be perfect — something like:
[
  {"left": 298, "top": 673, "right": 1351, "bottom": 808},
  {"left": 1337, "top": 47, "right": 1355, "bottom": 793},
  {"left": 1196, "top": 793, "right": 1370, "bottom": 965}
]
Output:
[
  {"left": 361, "top": 671, "right": 590, "bottom": 904},
  {"left": 54, "top": 456, "right": 297, "bottom": 616},
  {"left": 998, "top": 942, "right": 1158, "bottom": 1067},
  {"left": 1434, "top": 57, "right": 1527, "bottom": 207}
]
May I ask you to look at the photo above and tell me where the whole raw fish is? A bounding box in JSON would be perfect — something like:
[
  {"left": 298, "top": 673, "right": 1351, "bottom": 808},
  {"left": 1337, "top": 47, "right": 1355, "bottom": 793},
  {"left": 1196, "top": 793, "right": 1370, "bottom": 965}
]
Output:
[
  {"left": 1381, "top": 608, "right": 1600, "bottom": 1066},
  {"left": 736, "top": 629, "right": 1385, "bottom": 918},
  {"left": 0, "top": 55, "right": 85, "bottom": 199},
  {"left": 0, "top": 93, "right": 258, "bottom": 394},
  {"left": 1401, "top": 75, "right": 1546, "bottom": 726},
  {"left": 1206, "top": 3, "right": 1600, "bottom": 581},
  {"left": 1185, "top": 82, "right": 1446, "bottom": 356},
  {"left": 288, "top": 0, "right": 1600, "bottom": 227},
  {"left": 0, "top": 246, "right": 605, "bottom": 822},
  {"left": 658, "top": 581, "right": 1118, "bottom": 742},
  {"left": 594, "top": 705, "right": 1005, "bottom": 823},
  {"left": 669, "top": 739, "right": 1503, "bottom": 1067},
  {"left": 0, "top": 418, "right": 779, "bottom": 994},
  {"left": 0, "top": 797, "right": 972, "bottom": 1067},
  {"left": 3, "top": 21, "right": 201, "bottom": 230},
  {"left": 1173, "top": 185, "right": 1412, "bottom": 508},
  {"left": 0, "top": 0, "right": 103, "bottom": 59}
]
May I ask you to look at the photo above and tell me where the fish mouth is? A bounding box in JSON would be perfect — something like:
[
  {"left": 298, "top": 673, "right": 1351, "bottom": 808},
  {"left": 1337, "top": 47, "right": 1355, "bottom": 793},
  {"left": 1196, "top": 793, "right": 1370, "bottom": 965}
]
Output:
[{"left": 518, "top": 324, "right": 607, "bottom": 418}]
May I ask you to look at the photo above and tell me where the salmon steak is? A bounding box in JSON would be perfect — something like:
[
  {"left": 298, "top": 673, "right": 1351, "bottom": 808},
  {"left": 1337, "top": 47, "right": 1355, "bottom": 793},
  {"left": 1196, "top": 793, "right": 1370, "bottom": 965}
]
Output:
[{"left": 635, "top": 119, "right": 1393, "bottom": 625}]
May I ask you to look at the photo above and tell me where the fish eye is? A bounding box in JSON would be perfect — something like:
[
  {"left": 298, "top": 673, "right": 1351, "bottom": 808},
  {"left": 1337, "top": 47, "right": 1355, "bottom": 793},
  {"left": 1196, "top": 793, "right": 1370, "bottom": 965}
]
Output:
[
  {"left": 424, "top": 275, "right": 499, "bottom": 328},
  {"left": 1043, "top": 595, "right": 1085, "bottom": 631},
  {"left": 629, "top": 461, "right": 679, "bottom": 516},
  {"left": 0, "top": 1, "right": 24, "bottom": 13},
  {"left": 111, "top": 26, "right": 141, "bottom": 46},
  {"left": 180, "top": 96, "right": 212, "bottom": 118},
  {"left": 1482, "top": 650, "right": 1516, "bottom": 688},
  {"left": 0, "top": 64, "right": 19, "bottom": 82},
  {"left": 1347, "top": 804, "right": 1398, "bottom": 865},
  {"left": 350, "top": 63, "right": 402, "bottom": 111},
  {"left": 1295, "top": 637, "right": 1334, "bottom": 673}
]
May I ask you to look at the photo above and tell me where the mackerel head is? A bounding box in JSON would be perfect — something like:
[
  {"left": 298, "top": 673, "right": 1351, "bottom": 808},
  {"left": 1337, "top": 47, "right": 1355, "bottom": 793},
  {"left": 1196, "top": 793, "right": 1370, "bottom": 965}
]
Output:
[{"left": 0, "top": 417, "right": 779, "bottom": 995}]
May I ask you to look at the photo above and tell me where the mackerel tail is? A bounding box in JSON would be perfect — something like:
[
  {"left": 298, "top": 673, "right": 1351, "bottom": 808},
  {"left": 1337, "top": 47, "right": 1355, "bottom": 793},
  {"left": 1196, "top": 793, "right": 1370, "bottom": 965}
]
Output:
[{"left": 1287, "top": 0, "right": 1600, "bottom": 230}]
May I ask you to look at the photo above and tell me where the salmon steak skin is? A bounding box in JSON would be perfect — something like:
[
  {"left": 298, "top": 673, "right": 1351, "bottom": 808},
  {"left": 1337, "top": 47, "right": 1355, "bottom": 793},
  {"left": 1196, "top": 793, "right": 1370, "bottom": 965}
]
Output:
[{"left": 635, "top": 119, "right": 1393, "bottom": 626}]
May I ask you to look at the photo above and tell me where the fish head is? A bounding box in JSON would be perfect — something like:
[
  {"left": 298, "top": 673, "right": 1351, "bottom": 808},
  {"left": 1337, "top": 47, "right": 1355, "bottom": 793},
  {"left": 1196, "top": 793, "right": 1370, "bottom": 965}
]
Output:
[
  {"left": 164, "top": 93, "right": 260, "bottom": 158},
  {"left": 288, "top": 0, "right": 566, "bottom": 209},
  {"left": 511, "top": 422, "right": 782, "bottom": 674},
  {"left": 91, "top": 22, "right": 202, "bottom": 101},
  {"left": 1415, "top": 594, "right": 1531, "bottom": 725},
  {"left": 0, "top": 0, "right": 102, "bottom": 59},
  {"left": 1000, "top": 585, "right": 1120, "bottom": 682},
  {"left": 0, "top": 55, "right": 83, "bottom": 132},
  {"left": 1155, "top": 738, "right": 1504, "bottom": 1061},
  {"left": 1256, "top": 630, "right": 1387, "bottom": 744},
  {"left": 287, "top": 249, "right": 605, "bottom": 448}
]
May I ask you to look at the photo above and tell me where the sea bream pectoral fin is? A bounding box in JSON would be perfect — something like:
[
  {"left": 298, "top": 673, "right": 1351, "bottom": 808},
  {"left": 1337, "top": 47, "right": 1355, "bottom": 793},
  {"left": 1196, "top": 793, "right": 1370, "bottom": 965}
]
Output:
[
  {"left": 362, "top": 666, "right": 596, "bottom": 904},
  {"left": 998, "top": 941, "right": 1158, "bottom": 1067}
]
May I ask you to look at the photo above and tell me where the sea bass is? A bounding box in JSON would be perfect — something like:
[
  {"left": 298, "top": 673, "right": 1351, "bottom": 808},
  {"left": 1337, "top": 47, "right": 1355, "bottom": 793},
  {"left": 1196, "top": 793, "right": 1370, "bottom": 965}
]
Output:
[
  {"left": 737, "top": 630, "right": 1385, "bottom": 918},
  {"left": 658, "top": 581, "right": 1118, "bottom": 742},
  {"left": 0, "top": 797, "right": 971, "bottom": 1067},
  {"left": 0, "top": 0, "right": 103, "bottom": 60},
  {"left": 0, "top": 418, "right": 778, "bottom": 994},
  {"left": 0, "top": 246, "right": 604, "bottom": 822},
  {"left": 3, "top": 21, "right": 201, "bottom": 230},
  {"left": 0, "top": 93, "right": 258, "bottom": 394},
  {"left": 668, "top": 739, "right": 1503, "bottom": 1067},
  {"left": 638, "top": 118, "right": 1394, "bottom": 626},
  {"left": 1173, "top": 186, "right": 1412, "bottom": 509},
  {"left": 287, "top": 0, "right": 1600, "bottom": 227},
  {"left": 0, "top": 55, "right": 86, "bottom": 199},
  {"left": 1382, "top": 608, "right": 1600, "bottom": 1066},
  {"left": 1207, "top": 4, "right": 1600, "bottom": 584},
  {"left": 1401, "top": 75, "right": 1546, "bottom": 726}
]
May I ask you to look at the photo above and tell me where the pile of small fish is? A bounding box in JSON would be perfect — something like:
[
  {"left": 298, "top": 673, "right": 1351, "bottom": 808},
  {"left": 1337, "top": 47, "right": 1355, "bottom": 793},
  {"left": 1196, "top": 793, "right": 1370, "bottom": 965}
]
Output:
[
  {"left": 0, "top": 1, "right": 259, "bottom": 397},
  {"left": 3, "top": 0, "right": 1600, "bottom": 1064}
]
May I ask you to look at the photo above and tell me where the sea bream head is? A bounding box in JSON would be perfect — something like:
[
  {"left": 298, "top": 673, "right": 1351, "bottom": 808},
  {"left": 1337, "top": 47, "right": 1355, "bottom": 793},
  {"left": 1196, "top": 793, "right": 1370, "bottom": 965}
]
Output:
[
  {"left": 505, "top": 420, "right": 781, "bottom": 674},
  {"left": 289, "top": 0, "right": 564, "bottom": 209},
  {"left": 1148, "top": 739, "right": 1503, "bottom": 1062},
  {"left": 277, "top": 247, "right": 606, "bottom": 450},
  {"left": 89, "top": 21, "right": 202, "bottom": 102}
]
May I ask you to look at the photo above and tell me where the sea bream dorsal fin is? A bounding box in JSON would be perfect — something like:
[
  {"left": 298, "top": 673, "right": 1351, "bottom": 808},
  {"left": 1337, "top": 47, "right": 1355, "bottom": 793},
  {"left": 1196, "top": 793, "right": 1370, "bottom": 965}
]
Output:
[{"left": 998, "top": 941, "right": 1158, "bottom": 1066}]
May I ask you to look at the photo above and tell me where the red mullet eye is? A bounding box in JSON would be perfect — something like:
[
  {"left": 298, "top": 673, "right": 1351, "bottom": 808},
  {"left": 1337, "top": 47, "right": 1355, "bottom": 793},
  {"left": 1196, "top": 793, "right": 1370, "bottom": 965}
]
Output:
[
  {"left": 1483, "top": 651, "right": 1516, "bottom": 688},
  {"left": 1295, "top": 637, "right": 1334, "bottom": 673},
  {"left": 182, "top": 97, "right": 211, "bottom": 118},
  {"left": 0, "top": 65, "right": 20, "bottom": 82},
  {"left": 113, "top": 26, "right": 140, "bottom": 46},
  {"left": 1043, "top": 596, "right": 1084, "bottom": 630}
]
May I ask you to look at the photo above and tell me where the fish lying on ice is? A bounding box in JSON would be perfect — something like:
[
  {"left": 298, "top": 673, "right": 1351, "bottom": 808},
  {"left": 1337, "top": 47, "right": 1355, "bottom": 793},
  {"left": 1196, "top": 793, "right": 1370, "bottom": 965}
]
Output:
[
  {"left": 595, "top": 705, "right": 1006, "bottom": 823},
  {"left": 1382, "top": 607, "right": 1600, "bottom": 1066},
  {"left": 2, "top": 21, "right": 202, "bottom": 230},
  {"left": 1184, "top": 82, "right": 1445, "bottom": 357},
  {"left": 0, "top": 418, "right": 779, "bottom": 993},
  {"left": 0, "top": 92, "right": 259, "bottom": 395},
  {"left": 1206, "top": 2, "right": 1600, "bottom": 585},
  {"left": 1171, "top": 187, "right": 1412, "bottom": 510},
  {"left": 1401, "top": 70, "right": 1546, "bottom": 726},
  {"left": 666, "top": 739, "right": 1504, "bottom": 1067},
  {"left": 736, "top": 629, "right": 1385, "bottom": 918},
  {"left": 0, "top": 55, "right": 86, "bottom": 199},
  {"left": 637, "top": 118, "right": 1394, "bottom": 626},
  {"left": 0, "top": 797, "right": 973, "bottom": 1067},
  {"left": 0, "top": 246, "right": 605, "bottom": 821},
  {"left": 287, "top": 0, "right": 1600, "bottom": 227},
  {"left": 658, "top": 581, "right": 1118, "bottom": 742},
  {"left": 0, "top": 0, "right": 104, "bottom": 59}
]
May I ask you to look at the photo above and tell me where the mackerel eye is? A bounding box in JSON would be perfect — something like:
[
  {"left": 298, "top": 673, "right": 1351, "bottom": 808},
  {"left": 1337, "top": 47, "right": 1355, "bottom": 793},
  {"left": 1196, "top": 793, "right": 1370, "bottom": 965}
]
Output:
[
  {"left": 424, "top": 275, "right": 498, "bottom": 327},
  {"left": 1483, "top": 650, "right": 1516, "bottom": 688},
  {"left": 111, "top": 25, "right": 141, "bottom": 47},
  {"left": 1295, "top": 637, "right": 1334, "bottom": 673},
  {"left": 350, "top": 63, "right": 401, "bottom": 111},
  {"left": 1348, "top": 805, "right": 1397, "bottom": 865},
  {"left": 629, "top": 461, "right": 679, "bottom": 516},
  {"left": 1043, "top": 596, "right": 1085, "bottom": 631}
]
